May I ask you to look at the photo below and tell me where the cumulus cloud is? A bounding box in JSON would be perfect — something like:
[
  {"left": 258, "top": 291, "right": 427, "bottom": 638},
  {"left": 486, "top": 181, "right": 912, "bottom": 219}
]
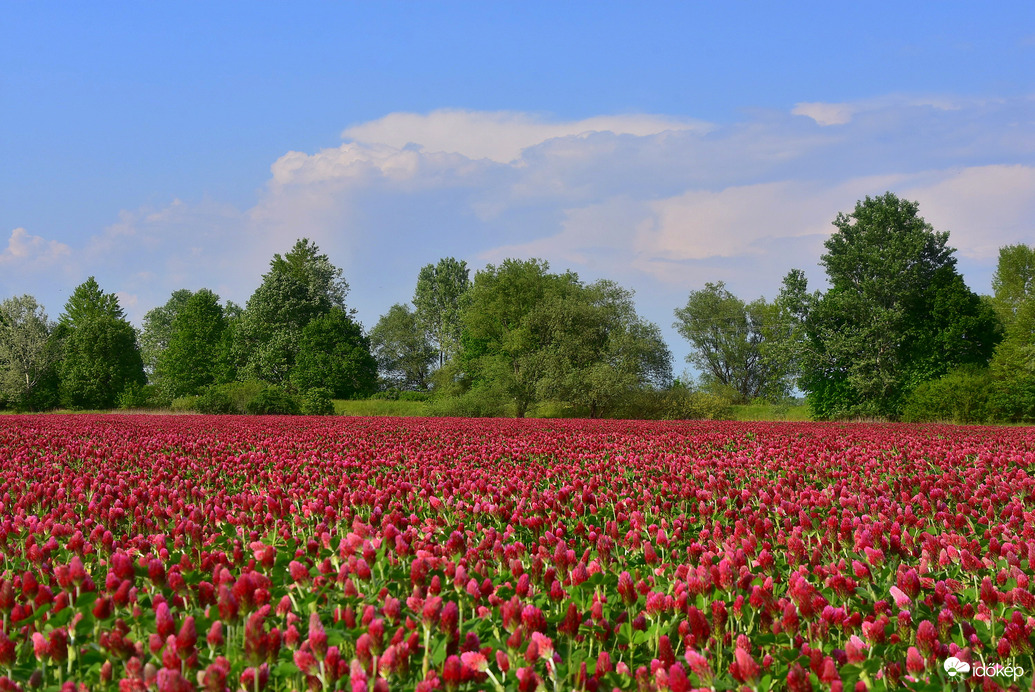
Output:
[
  {"left": 342, "top": 109, "right": 712, "bottom": 163},
  {"left": 0, "top": 228, "right": 72, "bottom": 266},
  {"left": 904, "top": 164, "right": 1035, "bottom": 260},
  {"left": 792, "top": 95, "right": 967, "bottom": 126},
  {"left": 792, "top": 102, "right": 857, "bottom": 126},
  {"left": 14, "top": 97, "right": 1033, "bottom": 339}
]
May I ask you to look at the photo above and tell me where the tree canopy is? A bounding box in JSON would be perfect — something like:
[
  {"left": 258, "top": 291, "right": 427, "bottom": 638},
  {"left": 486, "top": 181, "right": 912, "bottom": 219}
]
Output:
[
  {"left": 413, "top": 257, "right": 471, "bottom": 368},
  {"left": 800, "top": 193, "right": 1001, "bottom": 418},
  {"left": 58, "top": 278, "right": 145, "bottom": 410},
  {"left": 458, "top": 259, "right": 670, "bottom": 416},
  {"left": 158, "top": 289, "right": 227, "bottom": 397},
  {"left": 369, "top": 304, "right": 436, "bottom": 391},
  {"left": 0, "top": 295, "right": 60, "bottom": 410}
]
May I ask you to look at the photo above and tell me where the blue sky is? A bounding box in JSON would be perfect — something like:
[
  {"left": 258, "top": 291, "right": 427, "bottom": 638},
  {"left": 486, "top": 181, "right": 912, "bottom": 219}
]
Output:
[{"left": 2, "top": 2, "right": 1034, "bottom": 370}]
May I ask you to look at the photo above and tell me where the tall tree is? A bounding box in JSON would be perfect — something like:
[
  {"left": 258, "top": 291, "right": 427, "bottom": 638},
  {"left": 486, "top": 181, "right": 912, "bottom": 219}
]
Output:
[
  {"left": 460, "top": 259, "right": 670, "bottom": 417},
  {"left": 986, "top": 244, "right": 1035, "bottom": 421},
  {"left": 674, "top": 282, "right": 792, "bottom": 402},
  {"left": 413, "top": 258, "right": 471, "bottom": 368},
  {"left": 460, "top": 259, "right": 581, "bottom": 416},
  {"left": 58, "top": 279, "right": 144, "bottom": 409},
  {"left": 991, "top": 244, "right": 1035, "bottom": 328},
  {"left": 59, "top": 276, "right": 125, "bottom": 327},
  {"left": 369, "top": 304, "right": 436, "bottom": 391},
  {"left": 270, "top": 238, "right": 350, "bottom": 311},
  {"left": 801, "top": 193, "right": 1001, "bottom": 418},
  {"left": 0, "top": 295, "right": 60, "bottom": 410},
  {"left": 291, "top": 308, "right": 378, "bottom": 398},
  {"left": 535, "top": 280, "right": 672, "bottom": 417},
  {"left": 140, "top": 289, "right": 193, "bottom": 380},
  {"left": 157, "top": 289, "right": 226, "bottom": 397},
  {"left": 237, "top": 239, "right": 346, "bottom": 384}
]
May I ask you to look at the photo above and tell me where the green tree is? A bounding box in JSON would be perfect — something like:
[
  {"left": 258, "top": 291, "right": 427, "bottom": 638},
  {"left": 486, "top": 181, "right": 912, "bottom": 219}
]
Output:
[
  {"left": 58, "top": 278, "right": 145, "bottom": 409},
  {"left": 157, "top": 289, "right": 226, "bottom": 397},
  {"left": 59, "top": 276, "right": 125, "bottom": 326},
  {"left": 369, "top": 304, "right": 436, "bottom": 390},
  {"left": 140, "top": 289, "right": 193, "bottom": 381},
  {"left": 60, "top": 318, "right": 145, "bottom": 409},
  {"left": 291, "top": 308, "right": 378, "bottom": 398},
  {"left": 460, "top": 259, "right": 582, "bottom": 416},
  {"left": 991, "top": 244, "right": 1035, "bottom": 328},
  {"left": 674, "top": 282, "right": 793, "bottom": 402},
  {"left": 413, "top": 257, "right": 471, "bottom": 368},
  {"left": 535, "top": 280, "right": 672, "bottom": 417},
  {"left": 801, "top": 193, "right": 1001, "bottom": 419},
  {"left": 270, "top": 237, "right": 350, "bottom": 310},
  {"left": 986, "top": 244, "right": 1035, "bottom": 421},
  {"left": 0, "top": 295, "right": 60, "bottom": 410},
  {"left": 459, "top": 259, "right": 671, "bottom": 417},
  {"left": 238, "top": 239, "right": 347, "bottom": 384}
]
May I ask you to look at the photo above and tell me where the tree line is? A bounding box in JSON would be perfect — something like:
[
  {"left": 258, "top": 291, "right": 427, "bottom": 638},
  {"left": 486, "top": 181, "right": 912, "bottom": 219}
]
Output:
[{"left": 0, "top": 192, "right": 1030, "bottom": 421}]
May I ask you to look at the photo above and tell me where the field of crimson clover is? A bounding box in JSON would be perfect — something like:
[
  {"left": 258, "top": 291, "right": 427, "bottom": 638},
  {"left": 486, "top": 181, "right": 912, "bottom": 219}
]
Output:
[{"left": 0, "top": 415, "right": 1031, "bottom": 691}]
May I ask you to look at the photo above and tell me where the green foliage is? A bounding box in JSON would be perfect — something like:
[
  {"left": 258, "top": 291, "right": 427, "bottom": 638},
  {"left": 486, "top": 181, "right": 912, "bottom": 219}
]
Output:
[
  {"left": 413, "top": 257, "right": 471, "bottom": 368},
  {"left": 157, "top": 289, "right": 226, "bottom": 397},
  {"left": 674, "top": 282, "right": 794, "bottom": 402},
  {"left": 801, "top": 193, "right": 1001, "bottom": 419},
  {"left": 237, "top": 239, "right": 351, "bottom": 386},
  {"left": 368, "top": 389, "right": 431, "bottom": 402},
  {"left": 332, "top": 398, "right": 429, "bottom": 416},
  {"left": 300, "top": 387, "right": 335, "bottom": 416},
  {"left": 369, "top": 304, "right": 436, "bottom": 391},
  {"left": 900, "top": 366, "right": 993, "bottom": 423},
  {"left": 59, "top": 315, "right": 145, "bottom": 410},
  {"left": 291, "top": 307, "right": 377, "bottom": 398},
  {"left": 185, "top": 381, "right": 266, "bottom": 414},
  {"left": 195, "top": 387, "right": 237, "bottom": 414},
  {"left": 270, "top": 237, "right": 350, "bottom": 310},
  {"left": 116, "top": 383, "right": 167, "bottom": 410},
  {"left": 731, "top": 401, "right": 811, "bottom": 422},
  {"left": 458, "top": 259, "right": 670, "bottom": 417},
  {"left": 169, "top": 395, "right": 200, "bottom": 412},
  {"left": 58, "top": 276, "right": 125, "bottom": 327},
  {"left": 0, "top": 294, "right": 61, "bottom": 411},
  {"left": 245, "top": 385, "right": 301, "bottom": 415},
  {"left": 533, "top": 279, "right": 672, "bottom": 418},
  {"left": 139, "top": 289, "right": 193, "bottom": 383},
  {"left": 423, "top": 385, "right": 508, "bottom": 418},
  {"left": 609, "top": 387, "right": 735, "bottom": 420},
  {"left": 991, "top": 244, "right": 1035, "bottom": 328}
]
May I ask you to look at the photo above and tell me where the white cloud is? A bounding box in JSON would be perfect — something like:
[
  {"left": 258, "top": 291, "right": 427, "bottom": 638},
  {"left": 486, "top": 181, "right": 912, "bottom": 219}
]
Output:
[
  {"left": 0, "top": 228, "right": 71, "bottom": 266},
  {"left": 793, "top": 95, "right": 968, "bottom": 126},
  {"left": 904, "top": 164, "right": 1035, "bottom": 260},
  {"left": 342, "top": 109, "right": 712, "bottom": 163},
  {"left": 793, "top": 102, "right": 857, "bottom": 126},
  {"left": 12, "top": 96, "right": 1032, "bottom": 337}
]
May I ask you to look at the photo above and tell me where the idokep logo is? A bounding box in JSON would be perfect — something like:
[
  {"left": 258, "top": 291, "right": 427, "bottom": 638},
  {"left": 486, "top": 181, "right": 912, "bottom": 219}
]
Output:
[
  {"left": 944, "top": 656, "right": 1026, "bottom": 681},
  {"left": 943, "top": 657, "right": 970, "bottom": 678}
]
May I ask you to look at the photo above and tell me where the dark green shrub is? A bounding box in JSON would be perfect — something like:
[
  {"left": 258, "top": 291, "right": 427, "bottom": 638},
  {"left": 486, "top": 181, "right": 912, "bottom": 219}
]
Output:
[
  {"left": 424, "top": 387, "right": 506, "bottom": 418},
  {"left": 195, "top": 387, "right": 237, "bottom": 414},
  {"left": 901, "top": 367, "right": 993, "bottom": 423},
  {"left": 117, "top": 383, "right": 167, "bottom": 410},
  {"left": 398, "top": 390, "right": 430, "bottom": 402},
  {"left": 170, "top": 395, "right": 200, "bottom": 413},
  {"left": 369, "top": 389, "right": 401, "bottom": 401},
  {"left": 610, "top": 388, "right": 734, "bottom": 420},
  {"left": 245, "top": 386, "right": 301, "bottom": 415},
  {"left": 222, "top": 381, "right": 266, "bottom": 413},
  {"left": 987, "top": 372, "right": 1035, "bottom": 423},
  {"left": 301, "top": 387, "right": 335, "bottom": 416}
]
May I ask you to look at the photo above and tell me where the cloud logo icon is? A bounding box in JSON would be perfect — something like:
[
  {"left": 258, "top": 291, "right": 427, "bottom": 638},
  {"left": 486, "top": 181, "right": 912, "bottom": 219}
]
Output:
[{"left": 944, "top": 657, "right": 971, "bottom": 678}]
